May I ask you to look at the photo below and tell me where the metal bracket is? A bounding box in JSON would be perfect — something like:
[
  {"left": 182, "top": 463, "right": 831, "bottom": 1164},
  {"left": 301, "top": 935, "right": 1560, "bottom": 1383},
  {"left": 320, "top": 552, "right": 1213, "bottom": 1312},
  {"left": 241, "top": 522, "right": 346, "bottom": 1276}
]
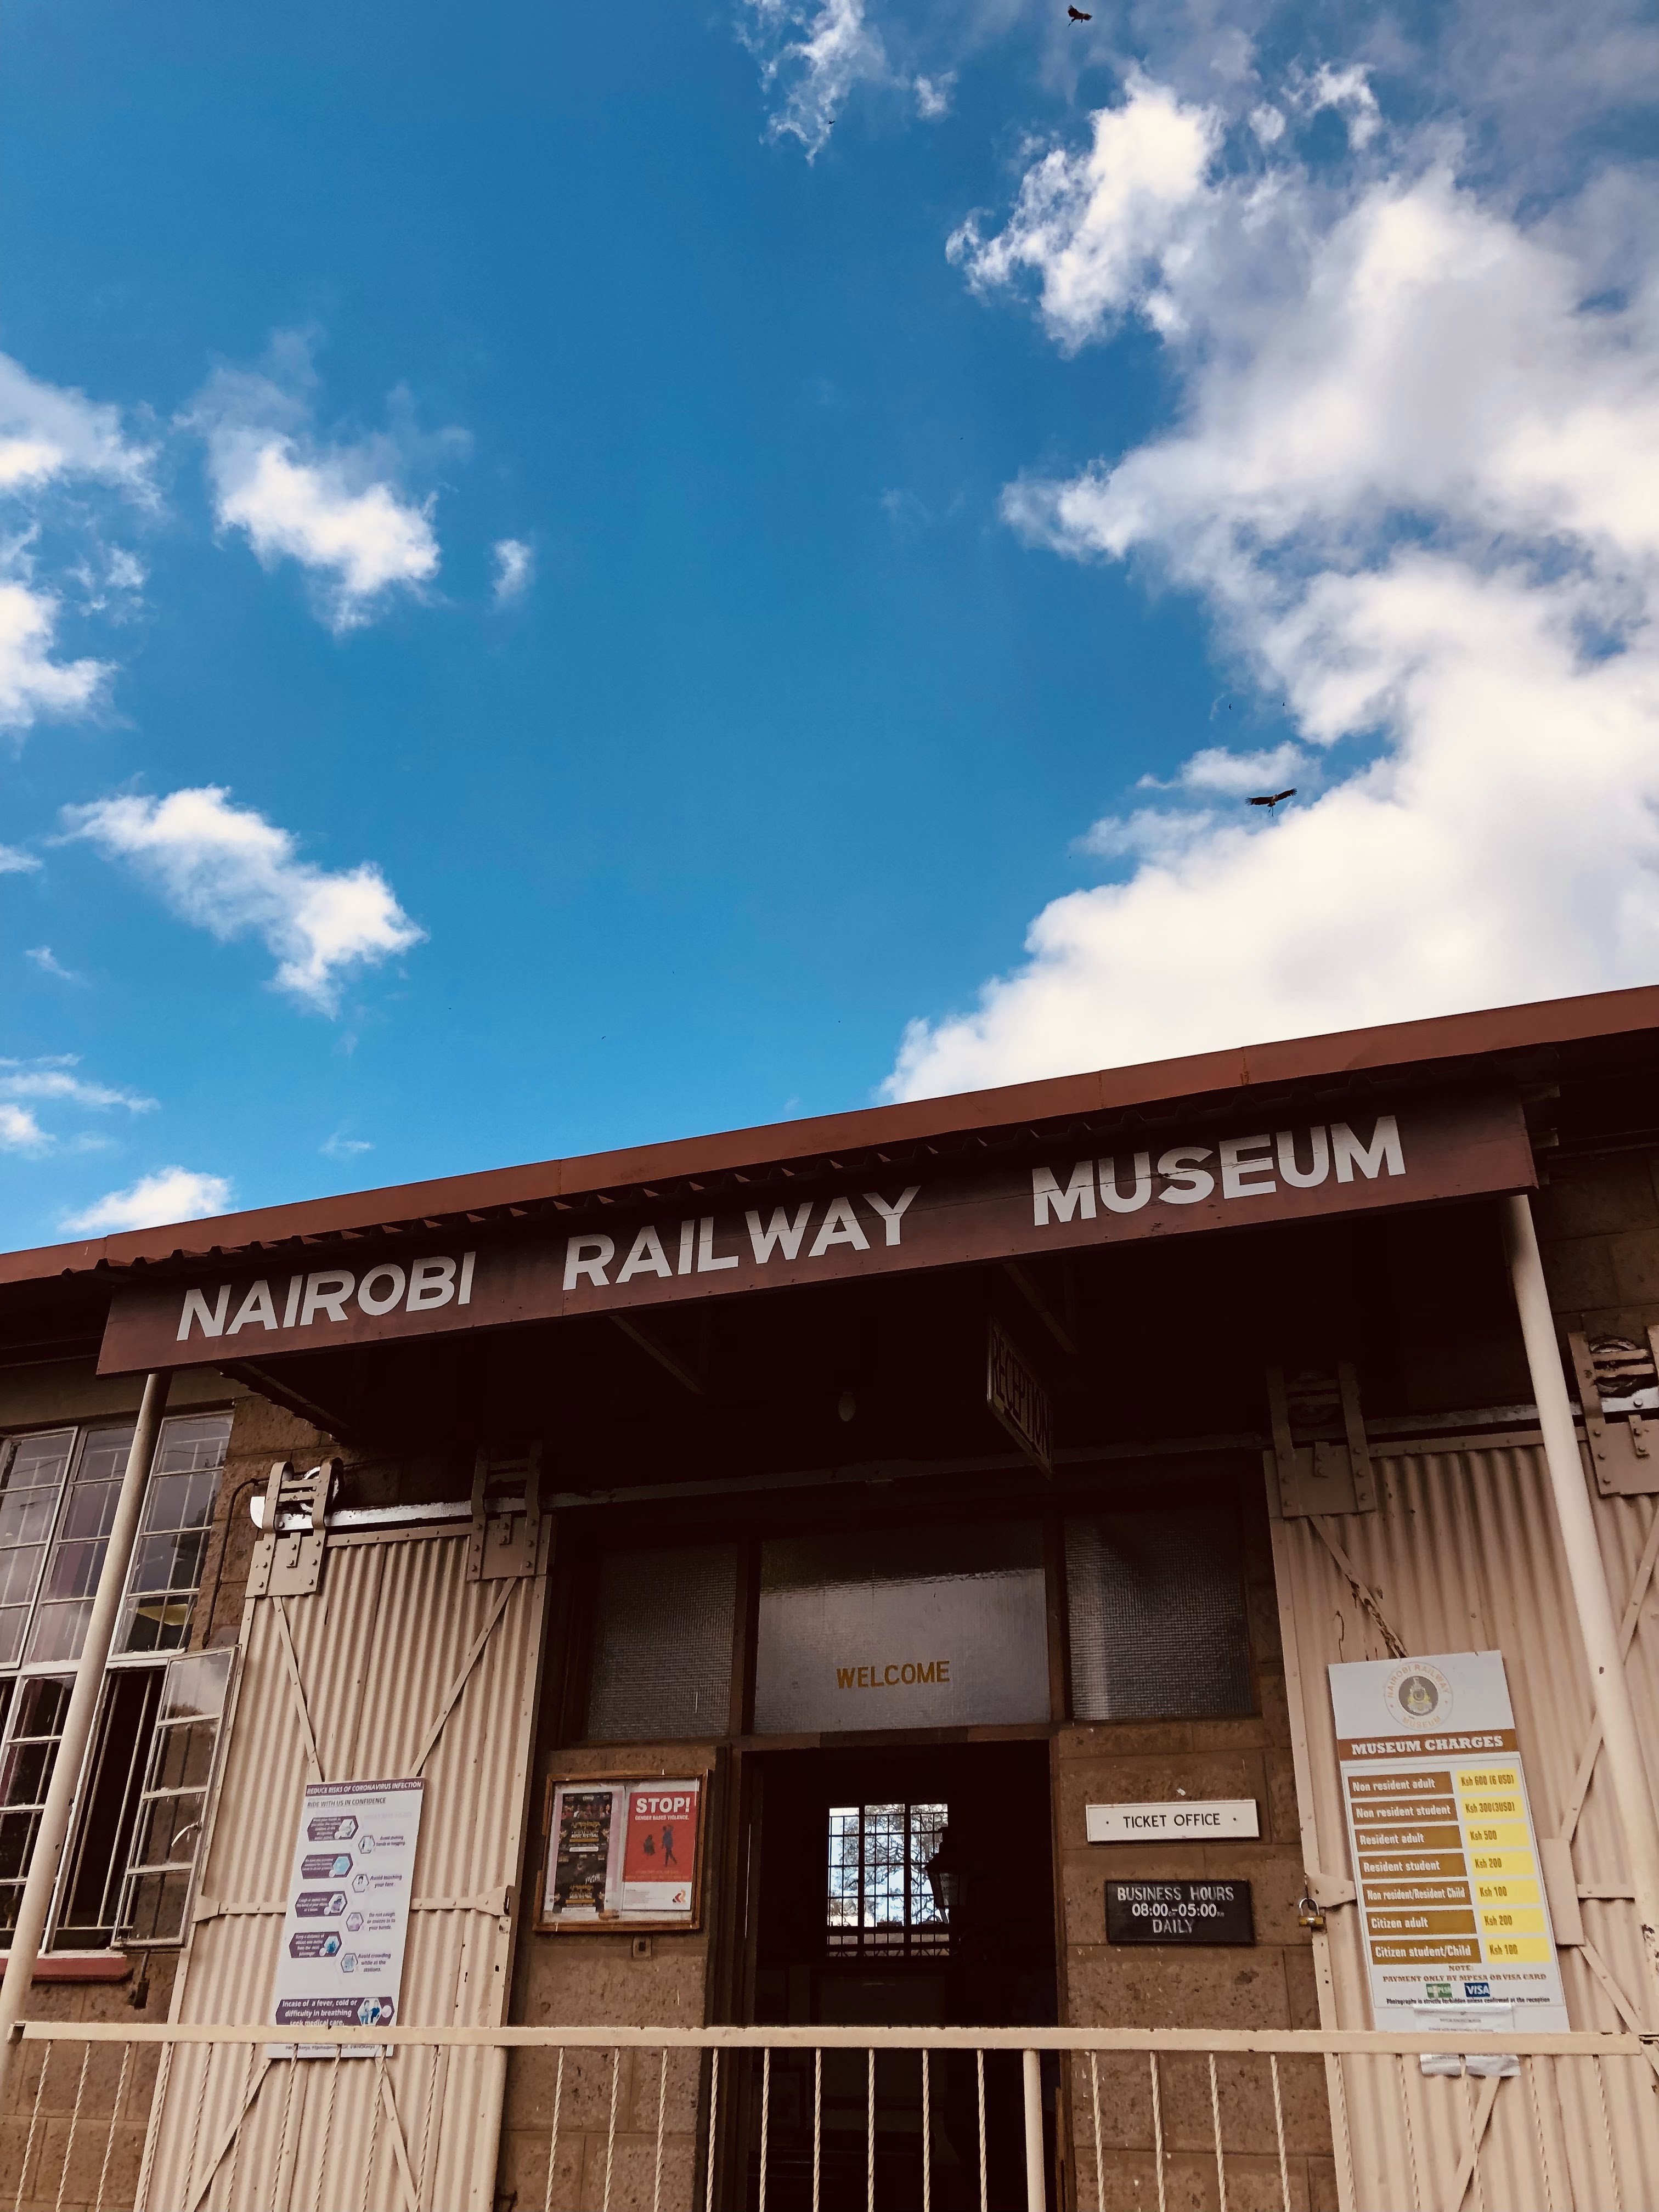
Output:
[
  {"left": 246, "top": 1460, "right": 338, "bottom": 1598},
  {"left": 467, "top": 1442, "right": 543, "bottom": 1582},
  {"left": 1266, "top": 1362, "right": 1376, "bottom": 1516},
  {"left": 1567, "top": 1329, "right": 1659, "bottom": 1495}
]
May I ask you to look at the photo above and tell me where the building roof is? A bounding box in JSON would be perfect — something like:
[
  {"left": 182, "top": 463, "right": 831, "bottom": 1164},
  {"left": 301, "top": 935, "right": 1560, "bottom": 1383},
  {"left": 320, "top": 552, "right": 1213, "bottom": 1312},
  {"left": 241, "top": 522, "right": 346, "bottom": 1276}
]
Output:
[{"left": 5, "top": 983, "right": 1658, "bottom": 1291}]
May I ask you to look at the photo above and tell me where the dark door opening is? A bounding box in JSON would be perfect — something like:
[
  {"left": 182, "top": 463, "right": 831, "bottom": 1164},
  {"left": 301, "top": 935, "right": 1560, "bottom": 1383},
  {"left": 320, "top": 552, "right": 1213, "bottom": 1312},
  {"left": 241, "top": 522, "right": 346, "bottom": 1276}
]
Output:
[{"left": 743, "top": 1741, "right": 1057, "bottom": 2210}]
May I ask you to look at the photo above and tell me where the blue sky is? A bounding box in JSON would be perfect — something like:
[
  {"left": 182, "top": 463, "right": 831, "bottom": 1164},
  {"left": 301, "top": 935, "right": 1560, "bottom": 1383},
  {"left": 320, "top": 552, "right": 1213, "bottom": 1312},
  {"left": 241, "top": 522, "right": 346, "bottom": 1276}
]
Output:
[{"left": 3, "top": 0, "right": 1657, "bottom": 1243}]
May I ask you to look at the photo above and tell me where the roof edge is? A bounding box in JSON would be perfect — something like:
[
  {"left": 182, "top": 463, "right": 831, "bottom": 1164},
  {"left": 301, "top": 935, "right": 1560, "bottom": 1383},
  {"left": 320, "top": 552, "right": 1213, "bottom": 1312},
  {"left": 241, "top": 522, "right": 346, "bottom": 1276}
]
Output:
[{"left": 5, "top": 982, "right": 1655, "bottom": 1289}]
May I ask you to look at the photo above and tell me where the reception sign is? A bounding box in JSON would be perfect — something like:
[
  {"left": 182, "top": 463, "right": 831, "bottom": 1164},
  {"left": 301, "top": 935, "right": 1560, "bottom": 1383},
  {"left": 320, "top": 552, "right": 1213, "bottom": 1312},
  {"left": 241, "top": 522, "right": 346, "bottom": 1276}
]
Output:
[{"left": 100, "top": 1088, "right": 1532, "bottom": 1373}]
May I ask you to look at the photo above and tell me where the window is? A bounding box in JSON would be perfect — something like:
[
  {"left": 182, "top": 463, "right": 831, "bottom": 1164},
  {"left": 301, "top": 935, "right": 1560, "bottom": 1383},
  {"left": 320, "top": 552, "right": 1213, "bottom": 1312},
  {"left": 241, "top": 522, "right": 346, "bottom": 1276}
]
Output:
[
  {"left": 0, "top": 1412, "right": 232, "bottom": 1951},
  {"left": 584, "top": 1544, "right": 738, "bottom": 1742},
  {"left": 826, "top": 1801, "right": 949, "bottom": 1957},
  {"left": 1065, "top": 1502, "right": 1252, "bottom": 1721}
]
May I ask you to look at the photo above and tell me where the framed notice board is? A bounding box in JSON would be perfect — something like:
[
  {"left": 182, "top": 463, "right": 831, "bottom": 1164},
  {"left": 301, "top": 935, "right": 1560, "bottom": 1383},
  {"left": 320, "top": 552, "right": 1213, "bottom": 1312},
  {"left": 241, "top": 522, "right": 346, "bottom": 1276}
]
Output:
[{"left": 537, "top": 1771, "right": 708, "bottom": 1931}]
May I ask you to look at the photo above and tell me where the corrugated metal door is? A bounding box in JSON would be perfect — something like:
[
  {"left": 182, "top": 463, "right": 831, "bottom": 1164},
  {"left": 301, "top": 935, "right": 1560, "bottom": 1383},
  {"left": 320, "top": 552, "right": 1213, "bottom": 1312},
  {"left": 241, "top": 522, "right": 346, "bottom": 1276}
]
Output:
[
  {"left": 138, "top": 1522, "right": 549, "bottom": 2212},
  {"left": 1271, "top": 1442, "right": 1659, "bottom": 2211}
]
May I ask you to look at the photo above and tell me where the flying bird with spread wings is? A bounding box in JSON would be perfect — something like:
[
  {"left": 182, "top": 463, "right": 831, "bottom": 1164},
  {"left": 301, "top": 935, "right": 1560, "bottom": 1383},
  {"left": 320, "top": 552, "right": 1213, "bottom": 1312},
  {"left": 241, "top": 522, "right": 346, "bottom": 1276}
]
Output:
[
  {"left": 1248, "top": 789, "right": 1296, "bottom": 810},
  {"left": 1067, "top": 7, "right": 1092, "bottom": 19}
]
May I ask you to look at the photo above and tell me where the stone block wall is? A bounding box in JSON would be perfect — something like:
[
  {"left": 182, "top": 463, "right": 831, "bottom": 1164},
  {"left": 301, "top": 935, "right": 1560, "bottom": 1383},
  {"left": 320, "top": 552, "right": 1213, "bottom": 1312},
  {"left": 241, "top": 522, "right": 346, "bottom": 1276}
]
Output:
[{"left": 1055, "top": 1479, "right": 1338, "bottom": 2211}]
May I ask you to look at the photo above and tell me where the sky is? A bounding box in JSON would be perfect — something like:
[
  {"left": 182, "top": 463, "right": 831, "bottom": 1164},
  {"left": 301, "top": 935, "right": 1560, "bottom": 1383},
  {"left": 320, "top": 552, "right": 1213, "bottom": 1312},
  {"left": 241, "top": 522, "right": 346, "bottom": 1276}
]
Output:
[{"left": 2, "top": 0, "right": 1657, "bottom": 1244}]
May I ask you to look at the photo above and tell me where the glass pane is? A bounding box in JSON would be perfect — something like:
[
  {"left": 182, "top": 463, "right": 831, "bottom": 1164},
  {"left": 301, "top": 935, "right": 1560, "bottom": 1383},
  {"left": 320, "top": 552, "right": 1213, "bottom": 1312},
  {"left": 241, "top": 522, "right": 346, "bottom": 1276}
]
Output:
[
  {"left": 0, "top": 1430, "right": 74, "bottom": 1665},
  {"left": 824, "top": 1802, "right": 951, "bottom": 1957},
  {"left": 0, "top": 1676, "right": 73, "bottom": 1936},
  {"left": 55, "top": 1669, "right": 163, "bottom": 1949},
  {"left": 754, "top": 1523, "right": 1048, "bottom": 1735},
  {"left": 584, "top": 1544, "right": 737, "bottom": 1742},
  {"left": 24, "top": 1427, "right": 132, "bottom": 1667},
  {"left": 122, "top": 1869, "right": 193, "bottom": 1947},
  {"left": 115, "top": 1415, "right": 230, "bottom": 1656},
  {"left": 1065, "top": 1504, "right": 1252, "bottom": 1720}
]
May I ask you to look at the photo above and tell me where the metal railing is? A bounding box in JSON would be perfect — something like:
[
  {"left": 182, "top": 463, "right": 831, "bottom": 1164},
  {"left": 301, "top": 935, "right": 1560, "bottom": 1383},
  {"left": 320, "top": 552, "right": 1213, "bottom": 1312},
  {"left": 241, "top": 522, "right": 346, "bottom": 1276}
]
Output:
[{"left": 3, "top": 2019, "right": 1654, "bottom": 2212}]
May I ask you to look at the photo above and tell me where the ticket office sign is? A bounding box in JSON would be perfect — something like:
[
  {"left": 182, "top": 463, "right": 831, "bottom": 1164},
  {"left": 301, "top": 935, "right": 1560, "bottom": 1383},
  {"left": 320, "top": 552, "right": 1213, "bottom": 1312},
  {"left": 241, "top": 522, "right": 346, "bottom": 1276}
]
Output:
[{"left": 1330, "top": 1651, "right": 1567, "bottom": 2029}]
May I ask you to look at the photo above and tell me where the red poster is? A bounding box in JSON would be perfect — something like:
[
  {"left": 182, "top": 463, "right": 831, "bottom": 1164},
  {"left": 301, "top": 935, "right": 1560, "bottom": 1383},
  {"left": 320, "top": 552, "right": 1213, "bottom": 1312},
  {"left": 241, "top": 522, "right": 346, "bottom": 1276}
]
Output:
[{"left": 621, "top": 1781, "right": 700, "bottom": 1917}]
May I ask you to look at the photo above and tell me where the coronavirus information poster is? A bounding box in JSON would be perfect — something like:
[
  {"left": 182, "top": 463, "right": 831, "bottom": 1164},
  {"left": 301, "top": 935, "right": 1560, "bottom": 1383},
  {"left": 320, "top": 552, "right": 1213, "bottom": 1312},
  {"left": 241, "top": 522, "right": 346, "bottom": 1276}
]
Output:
[
  {"left": 1329, "top": 1651, "right": 1567, "bottom": 2030},
  {"left": 269, "top": 1777, "right": 425, "bottom": 2055}
]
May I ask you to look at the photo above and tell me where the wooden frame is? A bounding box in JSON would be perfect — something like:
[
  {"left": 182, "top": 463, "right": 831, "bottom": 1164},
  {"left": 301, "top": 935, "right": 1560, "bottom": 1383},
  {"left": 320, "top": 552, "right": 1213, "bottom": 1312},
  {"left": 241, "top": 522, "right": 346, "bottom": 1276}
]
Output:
[{"left": 535, "top": 1765, "right": 711, "bottom": 1933}]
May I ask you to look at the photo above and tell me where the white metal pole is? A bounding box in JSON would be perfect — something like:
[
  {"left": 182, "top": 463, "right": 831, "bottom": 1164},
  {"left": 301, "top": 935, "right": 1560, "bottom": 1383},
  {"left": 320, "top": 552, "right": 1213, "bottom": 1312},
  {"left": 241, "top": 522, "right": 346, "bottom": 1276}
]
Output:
[
  {"left": 0, "top": 1370, "right": 170, "bottom": 2104},
  {"left": 1502, "top": 1194, "right": 1659, "bottom": 2019},
  {"left": 1022, "top": 2048, "right": 1045, "bottom": 2212}
]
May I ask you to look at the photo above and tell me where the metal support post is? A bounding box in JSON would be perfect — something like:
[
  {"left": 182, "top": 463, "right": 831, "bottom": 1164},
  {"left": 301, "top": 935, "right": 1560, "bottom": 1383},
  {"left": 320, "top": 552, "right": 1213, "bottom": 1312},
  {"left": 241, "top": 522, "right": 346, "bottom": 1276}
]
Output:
[
  {"left": 0, "top": 1370, "right": 171, "bottom": 2106},
  {"left": 1502, "top": 1194, "right": 1659, "bottom": 2019},
  {"left": 1022, "top": 2047, "right": 1045, "bottom": 2212}
]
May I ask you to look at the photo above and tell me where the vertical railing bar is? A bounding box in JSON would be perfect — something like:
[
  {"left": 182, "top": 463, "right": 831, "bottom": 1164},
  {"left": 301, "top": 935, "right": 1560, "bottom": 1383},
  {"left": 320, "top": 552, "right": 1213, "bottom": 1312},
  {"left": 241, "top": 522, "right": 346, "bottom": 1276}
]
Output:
[
  {"left": 1593, "top": 2054, "right": 1622, "bottom": 2212},
  {"left": 416, "top": 2039, "right": 442, "bottom": 2212},
  {"left": 1395, "top": 2052, "right": 1423, "bottom": 2212},
  {"left": 133, "top": 2036, "right": 174, "bottom": 2212},
  {"left": 1149, "top": 2052, "right": 1166, "bottom": 2212},
  {"left": 95, "top": 2041, "right": 133, "bottom": 2212},
  {"left": 54, "top": 2040, "right": 90, "bottom": 2212},
  {"left": 183, "top": 2033, "right": 213, "bottom": 2212},
  {"left": 867, "top": 2046, "right": 876, "bottom": 2212},
  {"left": 760, "top": 2046, "right": 772, "bottom": 2212},
  {"left": 1088, "top": 2051, "right": 1102, "bottom": 2212},
  {"left": 1208, "top": 2052, "right": 1227, "bottom": 2212},
  {"left": 1269, "top": 2054, "right": 1290, "bottom": 2212},
  {"left": 311, "top": 2049, "right": 342, "bottom": 2212},
  {"left": 921, "top": 2047, "right": 931, "bottom": 2212},
  {"left": 976, "top": 2049, "right": 987, "bottom": 2212},
  {"left": 1523, "top": 2057, "right": 1558, "bottom": 2212},
  {"left": 602, "top": 2045, "right": 620, "bottom": 2212},
  {"left": 812, "top": 2049, "right": 822, "bottom": 2212},
  {"left": 704, "top": 2050, "right": 720, "bottom": 2212},
  {"left": 1462, "top": 2069, "right": 1487, "bottom": 2212},
  {"left": 15, "top": 2038, "right": 52, "bottom": 2212},
  {"left": 653, "top": 2046, "right": 668, "bottom": 2212},
  {"left": 361, "top": 2051, "right": 386, "bottom": 2212},
  {"left": 224, "top": 2040, "right": 255, "bottom": 2212},
  {"left": 271, "top": 2055, "right": 301, "bottom": 2212},
  {"left": 543, "top": 2047, "right": 564, "bottom": 2212}
]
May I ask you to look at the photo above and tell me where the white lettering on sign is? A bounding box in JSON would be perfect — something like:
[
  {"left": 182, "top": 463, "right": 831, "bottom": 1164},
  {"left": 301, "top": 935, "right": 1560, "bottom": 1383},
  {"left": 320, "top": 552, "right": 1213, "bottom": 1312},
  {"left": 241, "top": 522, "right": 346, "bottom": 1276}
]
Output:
[
  {"left": 562, "top": 1189, "right": 921, "bottom": 1289},
  {"left": 1034, "top": 1117, "right": 1402, "bottom": 1228},
  {"left": 177, "top": 1251, "right": 476, "bottom": 1341},
  {"left": 1086, "top": 1799, "right": 1261, "bottom": 1843}
]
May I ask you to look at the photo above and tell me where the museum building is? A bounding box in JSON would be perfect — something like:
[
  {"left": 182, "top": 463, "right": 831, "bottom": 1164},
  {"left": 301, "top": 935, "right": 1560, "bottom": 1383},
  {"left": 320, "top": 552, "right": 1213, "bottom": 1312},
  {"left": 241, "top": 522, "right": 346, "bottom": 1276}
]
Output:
[{"left": 2, "top": 985, "right": 1658, "bottom": 2210}]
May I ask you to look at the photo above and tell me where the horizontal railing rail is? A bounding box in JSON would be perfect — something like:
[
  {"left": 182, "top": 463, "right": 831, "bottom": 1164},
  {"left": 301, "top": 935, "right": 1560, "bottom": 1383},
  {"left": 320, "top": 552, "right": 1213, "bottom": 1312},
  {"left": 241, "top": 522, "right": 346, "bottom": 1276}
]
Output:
[{"left": 4, "top": 2019, "right": 1653, "bottom": 2212}]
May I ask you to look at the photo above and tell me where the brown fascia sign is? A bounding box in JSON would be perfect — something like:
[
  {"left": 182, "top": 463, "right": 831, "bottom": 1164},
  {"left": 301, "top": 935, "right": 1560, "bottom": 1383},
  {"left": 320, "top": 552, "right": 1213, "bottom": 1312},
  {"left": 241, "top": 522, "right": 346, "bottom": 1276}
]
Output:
[{"left": 97, "top": 1088, "right": 1534, "bottom": 1376}]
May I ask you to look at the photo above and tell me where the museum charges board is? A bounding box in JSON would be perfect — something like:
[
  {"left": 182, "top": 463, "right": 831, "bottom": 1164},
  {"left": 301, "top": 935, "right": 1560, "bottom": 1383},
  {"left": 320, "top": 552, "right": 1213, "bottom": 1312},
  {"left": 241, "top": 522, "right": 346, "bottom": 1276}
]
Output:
[{"left": 98, "top": 1087, "right": 1533, "bottom": 1372}]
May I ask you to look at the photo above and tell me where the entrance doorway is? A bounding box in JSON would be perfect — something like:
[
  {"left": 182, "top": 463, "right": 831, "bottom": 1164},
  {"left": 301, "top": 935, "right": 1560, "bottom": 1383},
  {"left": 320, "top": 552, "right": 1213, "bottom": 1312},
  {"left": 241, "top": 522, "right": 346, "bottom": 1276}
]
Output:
[{"left": 742, "top": 1741, "right": 1057, "bottom": 2210}]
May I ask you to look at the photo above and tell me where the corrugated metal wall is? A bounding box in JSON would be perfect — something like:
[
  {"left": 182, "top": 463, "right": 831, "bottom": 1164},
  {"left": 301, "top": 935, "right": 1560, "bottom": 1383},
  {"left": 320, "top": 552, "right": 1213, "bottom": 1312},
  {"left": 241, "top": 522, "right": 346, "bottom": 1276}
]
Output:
[
  {"left": 138, "top": 1525, "right": 548, "bottom": 2212},
  {"left": 1271, "top": 1442, "right": 1659, "bottom": 2211}
]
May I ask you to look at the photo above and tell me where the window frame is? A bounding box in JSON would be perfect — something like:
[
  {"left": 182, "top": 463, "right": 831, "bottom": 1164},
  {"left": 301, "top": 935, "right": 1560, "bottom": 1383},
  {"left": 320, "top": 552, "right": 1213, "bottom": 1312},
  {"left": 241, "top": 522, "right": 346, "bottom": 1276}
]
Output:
[{"left": 0, "top": 1408, "right": 234, "bottom": 1954}]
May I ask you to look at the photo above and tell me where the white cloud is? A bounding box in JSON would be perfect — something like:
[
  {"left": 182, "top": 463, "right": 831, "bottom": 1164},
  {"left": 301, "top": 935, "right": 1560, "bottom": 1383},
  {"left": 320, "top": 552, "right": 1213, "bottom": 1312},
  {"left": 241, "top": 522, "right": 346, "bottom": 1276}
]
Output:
[
  {"left": 321, "top": 1130, "right": 373, "bottom": 1159},
  {"left": 1176, "top": 742, "right": 1306, "bottom": 796},
  {"left": 0, "top": 1104, "right": 48, "bottom": 1154},
  {"left": 1294, "top": 64, "right": 1381, "bottom": 149},
  {"left": 742, "top": 0, "right": 890, "bottom": 159},
  {"left": 0, "top": 1060, "right": 153, "bottom": 1111},
  {"left": 491, "top": 537, "right": 535, "bottom": 606},
  {"left": 62, "top": 1166, "right": 233, "bottom": 1235},
  {"left": 64, "top": 785, "right": 426, "bottom": 1014},
  {"left": 947, "top": 76, "right": 1221, "bottom": 351},
  {"left": 0, "top": 353, "right": 153, "bottom": 499},
  {"left": 190, "top": 346, "right": 456, "bottom": 632},
  {"left": 0, "top": 843, "right": 41, "bottom": 873},
  {"left": 914, "top": 74, "right": 953, "bottom": 121},
  {"left": 24, "top": 945, "right": 87, "bottom": 985},
  {"left": 888, "top": 78, "right": 1659, "bottom": 1099},
  {"left": 0, "top": 577, "right": 111, "bottom": 734}
]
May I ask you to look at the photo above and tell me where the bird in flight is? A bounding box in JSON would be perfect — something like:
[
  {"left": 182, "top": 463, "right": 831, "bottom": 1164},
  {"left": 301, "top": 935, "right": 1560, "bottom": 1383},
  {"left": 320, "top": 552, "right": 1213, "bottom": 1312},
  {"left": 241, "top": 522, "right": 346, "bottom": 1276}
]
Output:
[
  {"left": 1068, "top": 7, "right": 1092, "bottom": 19},
  {"left": 1248, "top": 789, "right": 1296, "bottom": 811}
]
